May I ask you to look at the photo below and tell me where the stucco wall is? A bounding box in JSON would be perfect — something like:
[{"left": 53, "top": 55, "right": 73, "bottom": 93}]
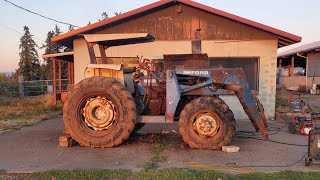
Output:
[
  {"left": 307, "top": 52, "right": 320, "bottom": 77},
  {"left": 73, "top": 38, "right": 92, "bottom": 84},
  {"left": 279, "top": 76, "right": 320, "bottom": 90},
  {"left": 203, "top": 40, "right": 278, "bottom": 119}
]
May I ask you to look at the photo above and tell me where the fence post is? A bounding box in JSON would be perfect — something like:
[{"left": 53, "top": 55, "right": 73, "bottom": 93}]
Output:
[{"left": 18, "top": 75, "right": 24, "bottom": 98}]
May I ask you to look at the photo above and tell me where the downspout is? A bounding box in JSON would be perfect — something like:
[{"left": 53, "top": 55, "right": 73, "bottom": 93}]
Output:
[{"left": 297, "top": 52, "right": 308, "bottom": 92}]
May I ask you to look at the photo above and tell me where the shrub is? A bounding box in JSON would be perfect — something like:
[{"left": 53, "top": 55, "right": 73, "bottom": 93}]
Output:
[{"left": 0, "top": 80, "right": 19, "bottom": 97}]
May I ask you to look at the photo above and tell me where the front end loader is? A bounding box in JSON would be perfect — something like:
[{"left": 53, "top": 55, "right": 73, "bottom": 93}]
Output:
[{"left": 62, "top": 33, "right": 268, "bottom": 150}]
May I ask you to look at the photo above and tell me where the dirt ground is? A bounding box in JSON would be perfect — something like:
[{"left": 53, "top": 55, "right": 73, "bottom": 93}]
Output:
[{"left": 0, "top": 114, "right": 319, "bottom": 174}]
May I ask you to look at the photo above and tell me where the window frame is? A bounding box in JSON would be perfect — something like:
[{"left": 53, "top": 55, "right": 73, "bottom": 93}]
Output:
[{"left": 209, "top": 56, "right": 260, "bottom": 94}]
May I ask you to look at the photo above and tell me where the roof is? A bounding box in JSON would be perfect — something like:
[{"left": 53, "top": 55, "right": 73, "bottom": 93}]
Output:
[
  {"left": 83, "top": 33, "right": 155, "bottom": 47},
  {"left": 52, "top": 0, "right": 301, "bottom": 47},
  {"left": 42, "top": 51, "right": 74, "bottom": 62},
  {"left": 278, "top": 41, "right": 320, "bottom": 57}
]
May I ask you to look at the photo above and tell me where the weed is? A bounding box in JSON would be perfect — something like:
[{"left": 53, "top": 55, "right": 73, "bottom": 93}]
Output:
[
  {"left": 30, "top": 169, "right": 132, "bottom": 180},
  {"left": 0, "top": 95, "right": 62, "bottom": 131},
  {"left": 0, "top": 169, "right": 6, "bottom": 174},
  {"left": 143, "top": 134, "right": 168, "bottom": 171},
  {"left": 3, "top": 169, "right": 320, "bottom": 180}
]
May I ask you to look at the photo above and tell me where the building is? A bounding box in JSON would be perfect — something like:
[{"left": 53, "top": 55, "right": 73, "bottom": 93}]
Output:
[
  {"left": 50, "top": 0, "right": 301, "bottom": 119},
  {"left": 278, "top": 41, "right": 320, "bottom": 92}
]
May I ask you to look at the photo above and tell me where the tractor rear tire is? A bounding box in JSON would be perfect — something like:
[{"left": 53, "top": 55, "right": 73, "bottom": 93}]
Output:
[
  {"left": 63, "top": 76, "right": 136, "bottom": 148},
  {"left": 179, "top": 97, "right": 236, "bottom": 150}
]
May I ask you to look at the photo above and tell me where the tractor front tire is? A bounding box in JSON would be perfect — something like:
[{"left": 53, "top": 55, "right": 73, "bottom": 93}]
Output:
[
  {"left": 179, "top": 97, "right": 236, "bottom": 150},
  {"left": 63, "top": 76, "right": 136, "bottom": 148}
]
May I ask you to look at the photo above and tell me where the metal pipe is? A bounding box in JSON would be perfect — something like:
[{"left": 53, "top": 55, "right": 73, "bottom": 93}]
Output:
[
  {"left": 180, "top": 79, "right": 213, "bottom": 94},
  {"left": 223, "top": 84, "right": 245, "bottom": 93}
]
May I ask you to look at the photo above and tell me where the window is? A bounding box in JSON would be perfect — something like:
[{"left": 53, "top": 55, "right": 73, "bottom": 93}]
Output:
[{"left": 210, "top": 57, "right": 259, "bottom": 90}]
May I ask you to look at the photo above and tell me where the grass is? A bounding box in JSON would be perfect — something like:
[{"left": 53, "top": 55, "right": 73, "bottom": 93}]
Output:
[
  {"left": 0, "top": 95, "right": 62, "bottom": 133},
  {"left": 143, "top": 134, "right": 168, "bottom": 171},
  {"left": 2, "top": 169, "right": 320, "bottom": 180}
]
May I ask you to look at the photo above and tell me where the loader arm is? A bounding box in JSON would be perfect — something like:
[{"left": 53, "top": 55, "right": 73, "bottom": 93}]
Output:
[{"left": 166, "top": 68, "right": 269, "bottom": 140}]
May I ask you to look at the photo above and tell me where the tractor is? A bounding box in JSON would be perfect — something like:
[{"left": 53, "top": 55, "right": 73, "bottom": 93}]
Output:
[{"left": 62, "top": 33, "right": 269, "bottom": 150}]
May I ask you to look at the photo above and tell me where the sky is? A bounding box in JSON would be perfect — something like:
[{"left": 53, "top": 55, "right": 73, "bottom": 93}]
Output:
[{"left": 0, "top": 0, "right": 319, "bottom": 72}]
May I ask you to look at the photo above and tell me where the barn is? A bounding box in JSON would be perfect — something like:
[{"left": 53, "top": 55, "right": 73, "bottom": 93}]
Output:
[
  {"left": 50, "top": 0, "right": 301, "bottom": 119},
  {"left": 277, "top": 41, "right": 320, "bottom": 93}
]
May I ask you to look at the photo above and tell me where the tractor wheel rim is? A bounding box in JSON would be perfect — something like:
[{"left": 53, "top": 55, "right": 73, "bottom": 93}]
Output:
[
  {"left": 83, "top": 96, "right": 116, "bottom": 131},
  {"left": 193, "top": 113, "right": 219, "bottom": 136}
]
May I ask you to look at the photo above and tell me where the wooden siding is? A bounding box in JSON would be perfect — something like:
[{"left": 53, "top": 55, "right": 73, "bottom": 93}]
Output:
[{"left": 98, "top": 4, "right": 276, "bottom": 41}]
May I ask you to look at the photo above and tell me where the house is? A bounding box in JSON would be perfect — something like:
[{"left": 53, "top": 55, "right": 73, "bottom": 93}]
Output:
[
  {"left": 49, "top": 0, "right": 301, "bottom": 119},
  {"left": 278, "top": 41, "right": 320, "bottom": 92}
]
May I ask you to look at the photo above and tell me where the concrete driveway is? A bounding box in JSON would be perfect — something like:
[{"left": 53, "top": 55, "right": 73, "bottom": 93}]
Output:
[{"left": 0, "top": 117, "right": 318, "bottom": 173}]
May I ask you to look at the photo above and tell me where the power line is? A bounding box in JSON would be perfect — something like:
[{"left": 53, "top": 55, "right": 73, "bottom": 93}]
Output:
[
  {"left": 2, "top": 0, "right": 80, "bottom": 28},
  {"left": 0, "top": 24, "right": 46, "bottom": 42}
]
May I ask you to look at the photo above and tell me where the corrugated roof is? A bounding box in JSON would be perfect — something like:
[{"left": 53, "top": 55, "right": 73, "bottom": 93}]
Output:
[
  {"left": 278, "top": 41, "right": 320, "bottom": 57},
  {"left": 42, "top": 51, "right": 74, "bottom": 62},
  {"left": 52, "top": 0, "right": 301, "bottom": 47}
]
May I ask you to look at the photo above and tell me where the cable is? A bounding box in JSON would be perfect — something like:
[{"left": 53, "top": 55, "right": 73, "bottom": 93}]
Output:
[
  {"left": 268, "top": 123, "right": 287, "bottom": 135},
  {"left": 233, "top": 152, "right": 307, "bottom": 168},
  {"left": 0, "top": 24, "right": 46, "bottom": 42},
  {"left": 2, "top": 0, "right": 80, "bottom": 28},
  {"left": 235, "top": 122, "right": 286, "bottom": 137},
  {"left": 236, "top": 136, "right": 308, "bottom": 147}
]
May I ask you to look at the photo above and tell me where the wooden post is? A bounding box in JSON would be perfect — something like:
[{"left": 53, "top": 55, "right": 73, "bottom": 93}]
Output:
[
  {"left": 53, "top": 58, "right": 57, "bottom": 104},
  {"left": 288, "top": 65, "right": 291, "bottom": 77},
  {"left": 99, "top": 45, "right": 108, "bottom": 64},
  {"left": 71, "top": 62, "right": 74, "bottom": 84},
  {"left": 306, "top": 57, "right": 309, "bottom": 92},
  {"left": 279, "top": 59, "right": 283, "bottom": 68},
  {"left": 291, "top": 56, "right": 295, "bottom": 76},
  {"left": 68, "top": 62, "right": 71, "bottom": 85},
  {"left": 18, "top": 75, "right": 24, "bottom": 98},
  {"left": 58, "top": 60, "right": 62, "bottom": 93}
]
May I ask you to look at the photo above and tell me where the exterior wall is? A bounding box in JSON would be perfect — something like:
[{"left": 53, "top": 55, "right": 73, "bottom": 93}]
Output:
[
  {"left": 307, "top": 52, "right": 320, "bottom": 77},
  {"left": 104, "top": 39, "right": 278, "bottom": 119},
  {"left": 203, "top": 40, "right": 278, "bottom": 119},
  {"left": 73, "top": 38, "right": 92, "bottom": 83},
  {"left": 279, "top": 76, "right": 320, "bottom": 90},
  {"left": 279, "top": 76, "right": 306, "bottom": 89}
]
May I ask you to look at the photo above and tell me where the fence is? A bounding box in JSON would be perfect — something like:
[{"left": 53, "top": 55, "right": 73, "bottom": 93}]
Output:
[{"left": 20, "top": 79, "right": 69, "bottom": 97}]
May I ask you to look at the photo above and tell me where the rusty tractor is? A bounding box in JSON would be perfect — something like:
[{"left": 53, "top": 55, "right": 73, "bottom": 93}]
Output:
[{"left": 62, "top": 33, "right": 269, "bottom": 150}]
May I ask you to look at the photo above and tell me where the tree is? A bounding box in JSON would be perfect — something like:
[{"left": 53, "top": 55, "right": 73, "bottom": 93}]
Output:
[
  {"left": 99, "top": 12, "right": 108, "bottom": 21},
  {"left": 17, "top": 26, "right": 40, "bottom": 81},
  {"left": 41, "top": 30, "right": 55, "bottom": 80},
  {"left": 114, "top": 12, "right": 121, "bottom": 16},
  {"left": 53, "top": 25, "right": 63, "bottom": 52},
  {"left": 68, "top": 25, "right": 75, "bottom": 31},
  {"left": 41, "top": 25, "right": 68, "bottom": 80}
]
